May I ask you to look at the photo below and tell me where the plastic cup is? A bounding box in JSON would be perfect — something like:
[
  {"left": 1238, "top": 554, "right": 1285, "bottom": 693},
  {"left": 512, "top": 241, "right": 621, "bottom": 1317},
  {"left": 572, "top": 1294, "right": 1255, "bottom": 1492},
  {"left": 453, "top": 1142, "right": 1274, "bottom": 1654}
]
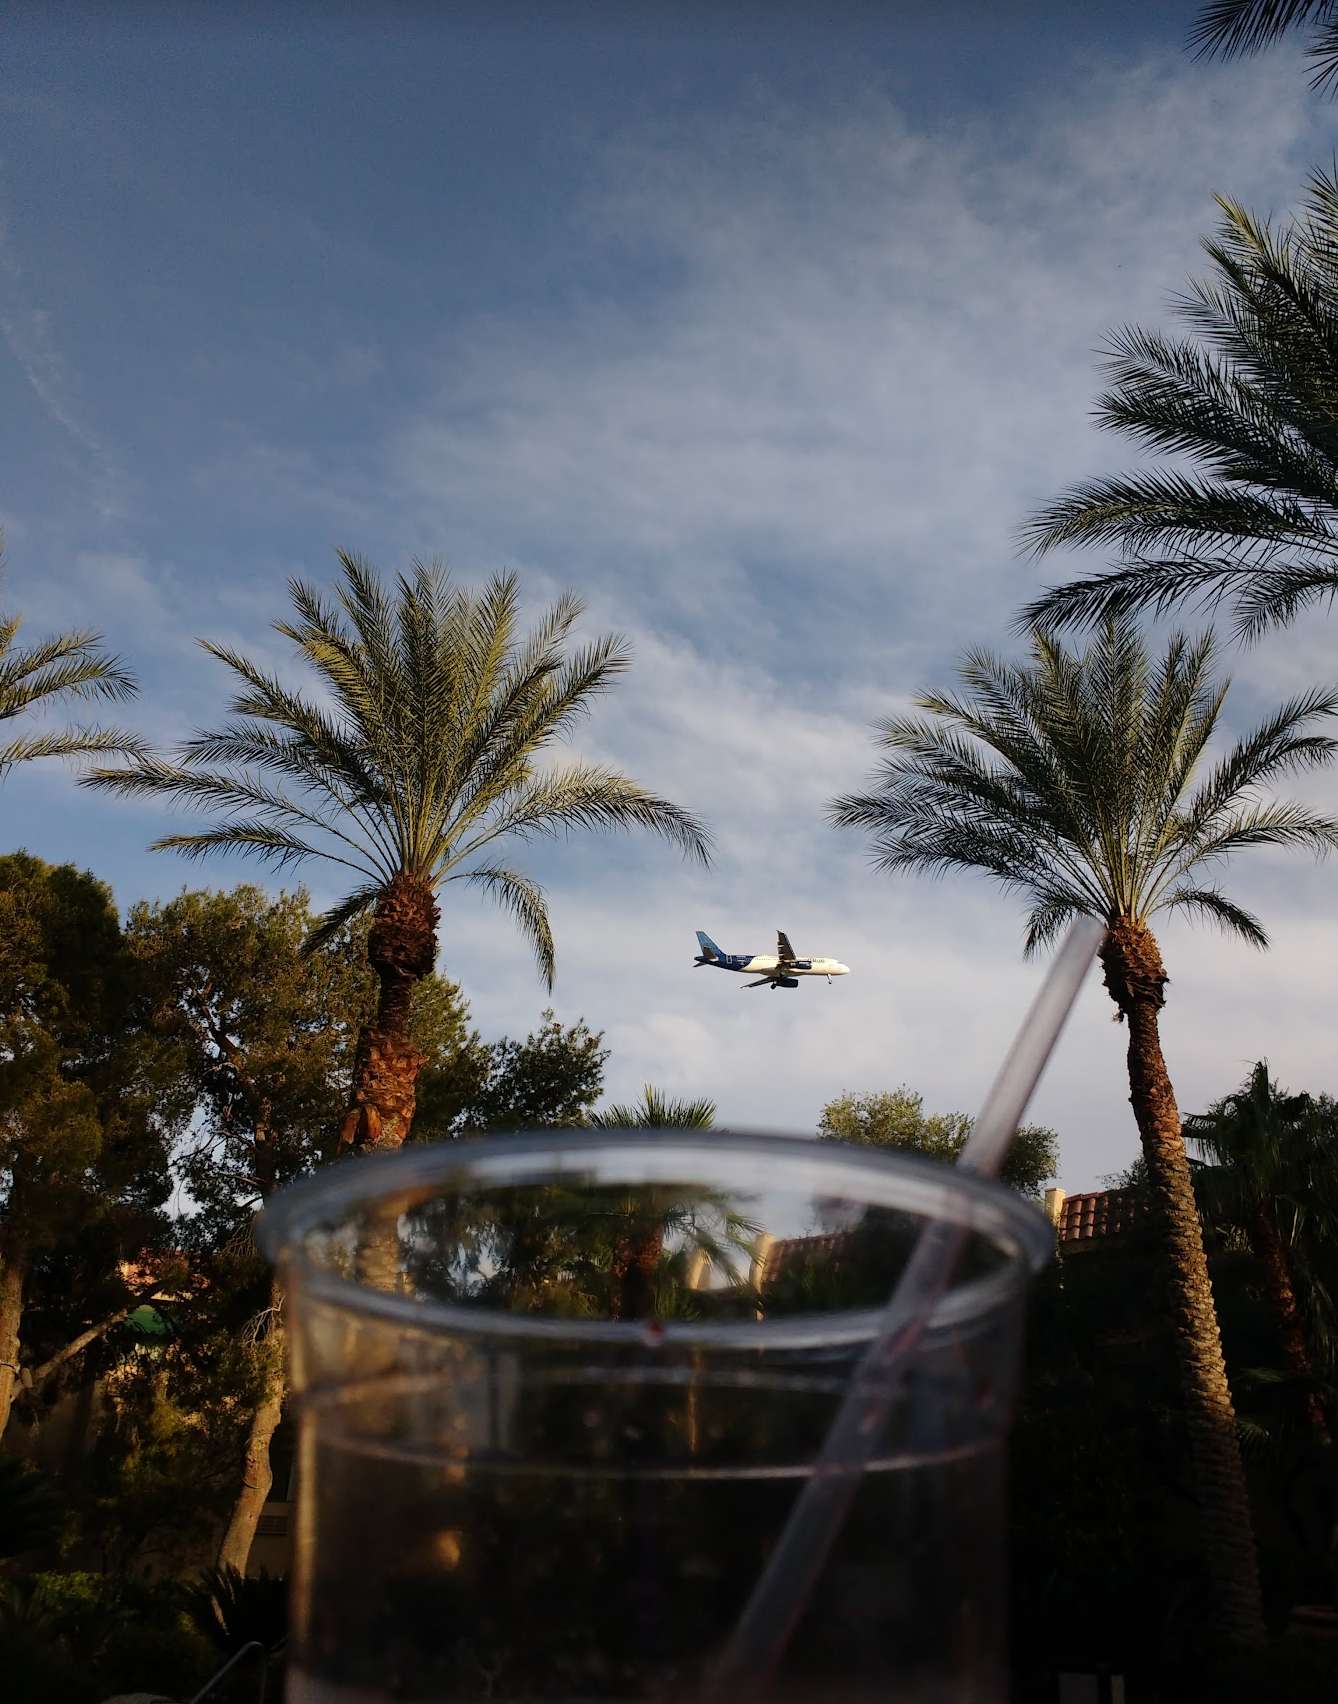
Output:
[{"left": 260, "top": 1130, "right": 1052, "bottom": 1703}]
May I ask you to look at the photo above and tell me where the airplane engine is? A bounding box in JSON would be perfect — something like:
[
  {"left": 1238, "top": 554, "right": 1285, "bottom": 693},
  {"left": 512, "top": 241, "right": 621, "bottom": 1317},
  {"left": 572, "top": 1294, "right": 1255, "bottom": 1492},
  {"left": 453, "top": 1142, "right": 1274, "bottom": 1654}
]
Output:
[{"left": 774, "top": 976, "right": 800, "bottom": 989}]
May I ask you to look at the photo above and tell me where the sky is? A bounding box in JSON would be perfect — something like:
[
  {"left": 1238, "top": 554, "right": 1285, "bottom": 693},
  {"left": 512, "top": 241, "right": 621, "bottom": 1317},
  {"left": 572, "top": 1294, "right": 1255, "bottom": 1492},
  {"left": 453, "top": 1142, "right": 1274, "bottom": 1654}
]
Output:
[{"left": 3, "top": 1, "right": 1337, "bottom": 1192}]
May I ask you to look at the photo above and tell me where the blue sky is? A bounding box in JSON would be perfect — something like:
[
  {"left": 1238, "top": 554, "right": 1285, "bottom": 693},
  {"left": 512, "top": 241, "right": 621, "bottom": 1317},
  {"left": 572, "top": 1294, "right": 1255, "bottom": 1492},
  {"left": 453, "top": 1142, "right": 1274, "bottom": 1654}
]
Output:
[{"left": 4, "top": 2, "right": 1337, "bottom": 1190}]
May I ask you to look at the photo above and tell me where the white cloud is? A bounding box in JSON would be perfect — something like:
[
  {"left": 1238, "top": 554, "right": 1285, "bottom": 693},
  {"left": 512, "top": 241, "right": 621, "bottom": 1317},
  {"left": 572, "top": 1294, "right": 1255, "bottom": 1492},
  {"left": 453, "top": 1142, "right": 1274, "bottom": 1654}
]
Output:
[
  {"left": 8, "top": 35, "right": 1337, "bottom": 1196},
  {"left": 390, "top": 53, "right": 1324, "bottom": 670},
  {"left": 368, "top": 50, "right": 1338, "bottom": 1190}
]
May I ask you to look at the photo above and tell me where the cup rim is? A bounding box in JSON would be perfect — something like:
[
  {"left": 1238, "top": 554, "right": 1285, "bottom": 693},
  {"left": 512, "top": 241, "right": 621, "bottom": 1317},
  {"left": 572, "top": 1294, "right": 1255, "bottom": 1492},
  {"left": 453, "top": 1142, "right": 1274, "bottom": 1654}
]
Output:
[{"left": 258, "top": 1130, "right": 1054, "bottom": 1350}]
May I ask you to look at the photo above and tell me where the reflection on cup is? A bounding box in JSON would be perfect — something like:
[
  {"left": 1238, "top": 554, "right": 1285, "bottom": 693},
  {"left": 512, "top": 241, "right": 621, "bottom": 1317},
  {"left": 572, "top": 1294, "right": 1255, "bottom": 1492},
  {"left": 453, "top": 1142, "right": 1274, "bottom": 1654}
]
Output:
[{"left": 260, "top": 1131, "right": 1052, "bottom": 1702}]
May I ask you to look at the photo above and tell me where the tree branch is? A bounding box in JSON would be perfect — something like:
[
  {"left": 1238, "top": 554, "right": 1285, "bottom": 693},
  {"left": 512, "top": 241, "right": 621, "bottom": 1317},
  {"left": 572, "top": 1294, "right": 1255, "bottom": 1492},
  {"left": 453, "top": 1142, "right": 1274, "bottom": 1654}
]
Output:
[{"left": 27, "top": 1283, "right": 172, "bottom": 1390}]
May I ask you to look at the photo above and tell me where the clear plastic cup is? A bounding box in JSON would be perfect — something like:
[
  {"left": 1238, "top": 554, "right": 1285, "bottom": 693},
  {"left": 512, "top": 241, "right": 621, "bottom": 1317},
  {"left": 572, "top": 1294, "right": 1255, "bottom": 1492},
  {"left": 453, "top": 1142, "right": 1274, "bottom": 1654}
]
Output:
[{"left": 260, "top": 1130, "right": 1052, "bottom": 1703}]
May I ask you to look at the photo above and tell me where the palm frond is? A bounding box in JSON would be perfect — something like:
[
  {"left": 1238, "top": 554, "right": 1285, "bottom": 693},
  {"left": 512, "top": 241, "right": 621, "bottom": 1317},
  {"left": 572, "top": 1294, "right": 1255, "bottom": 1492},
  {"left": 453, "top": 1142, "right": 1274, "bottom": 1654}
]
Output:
[
  {"left": 1022, "top": 556, "right": 1338, "bottom": 642},
  {"left": 442, "top": 630, "right": 632, "bottom": 847},
  {"left": 1096, "top": 327, "right": 1338, "bottom": 505},
  {"left": 1189, "top": 1, "right": 1338, "bottom": 92},
  {"left": 830, "top": 618, "right": 1338, "bottom": 950},
  {"left": 592, "top": 1086, "right": 717, "bottom": 1128},
  {"left": 454, "top": 764, "right": 712, "bottom": 868},
  {"left": 198, "top": 642, "right": 388, "bottom": 806},
  {"left": 148, "top": 820, "right": 372, "bottom": 878},
  {"left": 0, "top": 629, "right": 139, "bottom": 714},
  {"left": 1189, "top": 1, "right": 1332, "bottom": 59},
  {"left": 0, "top": 724, "right": 149, "bottom": 777},
  {"left": 1162, "top": 885, "right": 1270, "bottom": 945},
  {"left": 1161, "top": 804, "right": 1338, "bottom": 881},
  {"left": 1023, "top": 162, "right": 1338, "bottom": 634},
  {"left": 1022, "top": 895, "right": 1091, "bottom": 957},
  {"left": 82, "top": 756, "right": 390, "bottom": 877},
  {"left": 304, "top": 883, "right": 386, "bottom": 952},
  {"left": 1023, "top": 472, "right": 1337, "bottom": 563},
  {"left": 456, "top": 864, "right": 556, "bottom": 988},
  {"left": 0, "top": 562, "right": 141, "bottom": 781},
  {"left": 1175, "top": 686, "right": 1338, "bottom": 842}
]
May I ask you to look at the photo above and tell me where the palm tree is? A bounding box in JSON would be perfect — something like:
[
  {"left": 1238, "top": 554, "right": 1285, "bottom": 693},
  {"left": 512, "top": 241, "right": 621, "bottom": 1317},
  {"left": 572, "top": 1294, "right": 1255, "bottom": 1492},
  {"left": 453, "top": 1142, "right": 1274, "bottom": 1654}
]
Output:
[
  {"left": 1189, "top": 1, "right": 1338, "bottom": 94},
  {"left": 828, "top": 618, "right": 1338, "bottom": 1642},
  {"left": 0, "top": 539, "right": 142, "bottom": 780},
  {"left": 1187, "top": 1062, "right": 1338, "bottom": 1445},
  {"left": 86, "top": 552, "right": 712, "bottom": 1152},
  {"left": 591, "top": 1085, "right": 718, "bottom": 1130},
  {"left": 1022, "top": 168, "right": 1338, "bottom": 642}
]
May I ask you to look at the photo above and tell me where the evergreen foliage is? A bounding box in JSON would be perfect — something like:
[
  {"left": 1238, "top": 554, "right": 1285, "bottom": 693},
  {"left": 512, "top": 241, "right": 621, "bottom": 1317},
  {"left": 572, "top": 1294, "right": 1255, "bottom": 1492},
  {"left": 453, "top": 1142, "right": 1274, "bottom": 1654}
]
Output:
[
  {"left": 0, "top": 853, "right": 176, "bottom": 1441},
  {"left": 817, "top": 1085, "right": 1058, "bottom": 1197},
  {"left": 448, "top": 1009, "right": 609, "bottom": 1134}
]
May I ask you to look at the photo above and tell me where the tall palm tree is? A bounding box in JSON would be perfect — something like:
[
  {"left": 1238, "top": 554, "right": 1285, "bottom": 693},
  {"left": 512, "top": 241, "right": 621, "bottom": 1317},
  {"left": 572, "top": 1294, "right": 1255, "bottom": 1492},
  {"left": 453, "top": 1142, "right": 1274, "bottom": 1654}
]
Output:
[
  {"left": 1022, "top": 168, "right": 1338, "bottom": 642},
  {"left": 87, "top": 552, "right": 711, "bottom": 1151},
  {"left": 1190, "top": 1, "right": 1338, "bottom": 94},
  {"left": 829, "top": 618, "right": 1338, "bottom": 1643},
  {"left": 0, "top": 540, "right": 142, "bottom": 780},
  {"left": 1187, "top": 1062, "right": 1338, "bottom": 1445}
]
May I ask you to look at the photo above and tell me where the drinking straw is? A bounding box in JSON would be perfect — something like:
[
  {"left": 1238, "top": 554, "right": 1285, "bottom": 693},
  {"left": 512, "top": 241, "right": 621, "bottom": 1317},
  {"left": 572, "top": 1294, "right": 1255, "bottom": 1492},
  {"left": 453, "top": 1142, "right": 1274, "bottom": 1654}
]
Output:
[{"left": 700, "top": 914, "right": 1106, "bottom": 1702}]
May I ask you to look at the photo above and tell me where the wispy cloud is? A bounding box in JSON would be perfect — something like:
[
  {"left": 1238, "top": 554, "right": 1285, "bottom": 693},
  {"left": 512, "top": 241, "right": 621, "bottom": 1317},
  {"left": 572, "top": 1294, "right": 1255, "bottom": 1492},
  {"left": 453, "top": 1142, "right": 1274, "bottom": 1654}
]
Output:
[
  {"left": 370, "top": 49, "right": 1338, "bottom": 1187},
  {"left": 391, "top": 53, "right": 1322, "bottom": 673},
  {"left": 0, "top": 199, "right": 126, "bottom": 526},
  {"left": 7, "top": 32, "right": 1336, "bottom": 1193},
  {"left": 0, "top": 302, "right": 99, "bottom": 459}
]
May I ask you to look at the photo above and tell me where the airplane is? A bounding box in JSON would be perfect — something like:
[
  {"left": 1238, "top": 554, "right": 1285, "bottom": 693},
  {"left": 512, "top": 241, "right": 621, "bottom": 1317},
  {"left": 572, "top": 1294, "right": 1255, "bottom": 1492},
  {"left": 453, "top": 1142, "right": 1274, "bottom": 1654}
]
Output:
[{"left": 694, "top": 930, "right": 851, "bottom": 990}]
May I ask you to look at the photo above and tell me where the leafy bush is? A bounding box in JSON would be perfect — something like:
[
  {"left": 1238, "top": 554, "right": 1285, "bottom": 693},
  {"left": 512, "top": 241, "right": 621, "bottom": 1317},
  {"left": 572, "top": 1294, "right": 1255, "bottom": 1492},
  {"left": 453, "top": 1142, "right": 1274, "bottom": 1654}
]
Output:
[{"left": 6, "top": 1571, "right": 213, "bottom": 1702}]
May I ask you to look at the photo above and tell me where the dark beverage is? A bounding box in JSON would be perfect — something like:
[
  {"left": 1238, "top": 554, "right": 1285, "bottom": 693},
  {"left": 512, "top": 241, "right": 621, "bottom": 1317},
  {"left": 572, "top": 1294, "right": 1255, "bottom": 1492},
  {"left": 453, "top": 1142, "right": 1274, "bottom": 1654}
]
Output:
[{"left": 288, "top": 1428, "right": 1005, "bottom": 1702}]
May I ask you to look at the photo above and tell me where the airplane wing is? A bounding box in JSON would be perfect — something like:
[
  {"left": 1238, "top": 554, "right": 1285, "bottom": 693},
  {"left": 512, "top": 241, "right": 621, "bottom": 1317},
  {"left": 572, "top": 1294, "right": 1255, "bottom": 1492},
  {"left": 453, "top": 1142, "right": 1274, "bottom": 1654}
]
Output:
[
  {"left": 777, "top": 931, "right": 796, "bottom": 964},
  {"left": 742, "top": 974, "right": 776, "bottom": 989}
]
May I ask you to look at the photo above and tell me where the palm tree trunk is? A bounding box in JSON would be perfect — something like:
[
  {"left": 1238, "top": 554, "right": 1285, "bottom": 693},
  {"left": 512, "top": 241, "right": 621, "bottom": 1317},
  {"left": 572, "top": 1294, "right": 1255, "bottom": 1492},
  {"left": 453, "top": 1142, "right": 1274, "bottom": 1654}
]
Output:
[
  {"left": 216, "top": 1274, "right": 286, "bottom": 1576},
  {"left": 0, "top": 1233, "right": 29, "bottom": 1441},
  {"left": 1102, "top": 918, "right": 1266, "bottom": 1644},
  {"left": 1248, "top": 1207, "right": 1333, "bottom": 1445},
  {"left": 338, "top": 872, "right": 437, "bottom": 1154}
]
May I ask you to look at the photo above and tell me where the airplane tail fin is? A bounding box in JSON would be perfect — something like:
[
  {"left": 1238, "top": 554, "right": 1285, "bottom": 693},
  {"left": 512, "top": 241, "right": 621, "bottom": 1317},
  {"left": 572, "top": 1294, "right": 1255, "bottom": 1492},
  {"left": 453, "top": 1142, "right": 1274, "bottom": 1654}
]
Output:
[{"left": 695, "top": 929, "right": 723, "bottom": 963}]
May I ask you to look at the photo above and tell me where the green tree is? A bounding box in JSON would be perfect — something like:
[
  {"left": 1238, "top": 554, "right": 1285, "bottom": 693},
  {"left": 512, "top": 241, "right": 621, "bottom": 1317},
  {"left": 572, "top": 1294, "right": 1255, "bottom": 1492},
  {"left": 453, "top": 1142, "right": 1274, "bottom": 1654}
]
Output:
[
  {"left": 1186, "top": 1062, "right": 1338, "bottom": 1444},
  {"left": 828, "top": 617, "right": 1338, "bottom": 1642},
  {"left": 1190, "top": 1, "right": 1338, "bottom": 93},
  {"left": 73, "top": 1318, "right": 264, "bottom": 1576},
  {"left": 444, "top": 1009, "right": 608, "bottom": 1136},
  {"left": 0, "top": 853, "right": 174, "bottom": 1441},
  {"left": 87, "top": 553, "right": 710, "bottom": 1152},
  {"left": 1023, "top": 168, "right": 1338, "bottom": 642},
  {"left": 817, "top": 1086, "right": 1058, "bottom": 1197},
  {"left": 0, "top": 539, "right": 142, "bottom": 781},
  {"left": 124, "top": 882, "right": 481, "bottom": 1574}
]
